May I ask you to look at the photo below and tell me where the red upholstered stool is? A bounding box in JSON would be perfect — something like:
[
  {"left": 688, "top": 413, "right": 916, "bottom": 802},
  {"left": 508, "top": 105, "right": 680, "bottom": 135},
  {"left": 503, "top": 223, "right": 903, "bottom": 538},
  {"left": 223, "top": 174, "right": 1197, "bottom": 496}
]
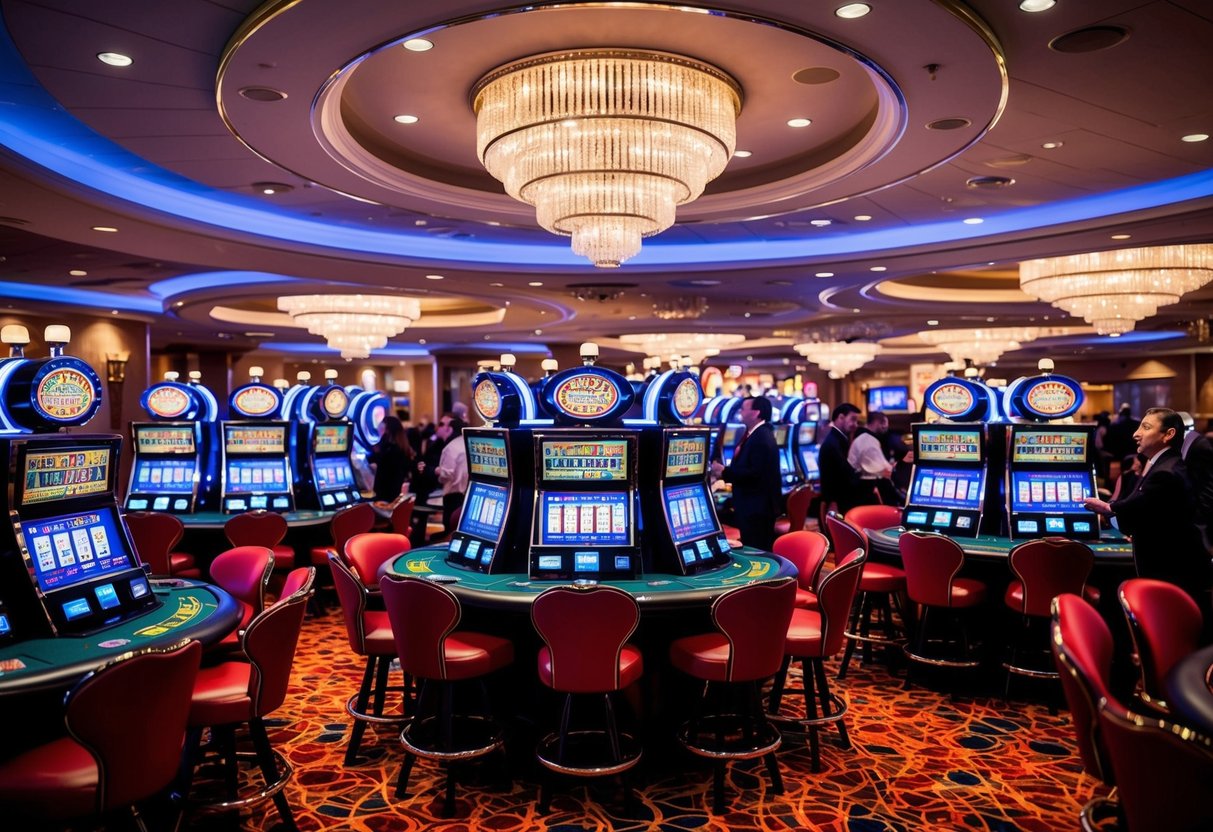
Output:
[
  {"left": 208, "top": 545, "right": 274, "bottom": 655},
  {"left": 1119, "top": 577, "right": 1204, "bottom": 714},
  {"left": 773, "top": 483, "right": 816, "bottom": 536},
  {"left": 381, "top": 574, "right": 515, "bottom": 817},
  {"left": 772, "top": 530, "right": 830, "bottom": 610},
  {"left": 330, "top": 553, "right": 409, "bottom": 765},
  {"left": 768, "top": 548, "right": 866, "bottom": 772},
  {"left": 898, "top": 531, "right": 988, "bottom": 676},
  {"left": 531, "top": 584, "right": 644, "bottom": 813},
  {"left": 1002, "top": 537, "right": 1094, "bottom": 695},
  {"left": 125, "top": 510, "right": 202, "bottom": 578},
  {"left": 828, "top": 512, "right": 907, "bottom": 678},
  {"left": 180, "top": 569, "right": 314, "bottom": 829},
  {"left": 0, "top": 640, "right": 201, "bottom": 831},
  {"left": 224, "top": 510, "right": 295, "bottom": 571},
  {"left": 669, "top": 578, "right": 797, "bottom": 813},
  {"left": 309, "top": 502, "right": 376, "bottom": 609},
  {"left": 345, "top": 532, "right": 411, "bottom": 586}
]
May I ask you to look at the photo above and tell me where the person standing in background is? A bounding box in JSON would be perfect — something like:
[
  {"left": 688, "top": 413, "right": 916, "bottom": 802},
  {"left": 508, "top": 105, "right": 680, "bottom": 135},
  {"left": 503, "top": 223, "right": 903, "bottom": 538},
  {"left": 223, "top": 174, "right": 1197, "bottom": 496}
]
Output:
[
  {"left": 433, "top": 415, "right": 468, "bottom": 532},
  {"left": 710, "top": 396, "right": 781, "bottom": 551},
  {"left": 367, "top": 415, "right": 415, "bottom": 502},
  {"left": 848, "top": 411, "right": 900, "bottom": 506},
  {"left": 819, "top": 402, "right": 863, "bottom": 516}
]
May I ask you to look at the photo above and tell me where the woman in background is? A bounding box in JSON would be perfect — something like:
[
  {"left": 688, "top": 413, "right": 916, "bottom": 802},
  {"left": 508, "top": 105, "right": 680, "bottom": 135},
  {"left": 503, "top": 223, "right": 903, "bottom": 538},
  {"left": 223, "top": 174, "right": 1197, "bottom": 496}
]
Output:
[{"left": 368, "top": 415, "right": 415, "bottom": 502}]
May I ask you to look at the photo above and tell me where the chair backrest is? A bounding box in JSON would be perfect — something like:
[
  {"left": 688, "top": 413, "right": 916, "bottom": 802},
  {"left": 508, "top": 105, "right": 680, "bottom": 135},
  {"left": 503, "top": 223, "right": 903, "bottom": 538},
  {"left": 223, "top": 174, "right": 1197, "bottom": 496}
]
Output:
[
  {"left": 223, "top": 510, "right": 288, "bottom": 549},
  {"left": 242, "top": 581, "right": 310, "bottom": 717},
  {"left": 710, "top": 577, "right": 797, "bottom": 683},
  {"left": 328, "top": 552, "right": 370, "bottom": 653},
  {"left": 209, "top": 546, "right": 274, "bottom": 615},
  {"left": 329, "top": 502, "right": 377, "bottom": 558},
  {"left": 898, "top": 531, "right": 966, "bottom": 608},
  {"left": 1119, "top": 578, "right": 1203, "bottom": 706},
  {"left": 532, "top": 584, "right": 640, "bottom": 693},
  {"left": 389, "top": 496, "right": 416, "bottom": 536},
  {"left": 1007, "top": 537, "right": 1094, "bottom": 617},
  {"left": 124, "top": 511, "right": 184, "bottom": 576},
  {"left": 1051, "top": 593, "right": 1117, "bottom": 783},
  {"left": 380, "top": 574, "right": 462, "bottom": 681},
  {"left": 825, "top": 513, "right": 865, "bottom": 566},
  {"left": 277, "top": 566, "right": 316, "bottom": 603},
  {"left": 65, "top": 639, "right": 202, "bottom": 813},
  {"left": 816, "top": 548, "right": 867, "bottom": 656},
  {"left": 1098, "top": 701, "right": 1213, "bottom": 832},
  {"left": 344, "top": 532, "right": 411, "bottom": 586},
  {"left": 783, "top": 484, "right": 815, "bottom": 533},
  {"left": 772, "top": 530, "right": 830, "bottom": 592},
  {"left": 843, "top": 504, "right": 902, "bottom": 536}
]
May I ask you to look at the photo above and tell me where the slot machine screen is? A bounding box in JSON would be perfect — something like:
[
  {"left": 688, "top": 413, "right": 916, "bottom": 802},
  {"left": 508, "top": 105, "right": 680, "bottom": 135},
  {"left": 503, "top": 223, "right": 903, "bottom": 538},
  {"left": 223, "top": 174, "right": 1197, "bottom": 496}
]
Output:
[
  {"left": 224, "top": 424, "right": 288, "bottom": 455},
  {"left": 20, "top": 507, "right": 133, "bottom": 594},
  {"left": 1009, "top": 470, "right": 1094, "bottom": 514},
  {"left": 663, "top": 482, "right": 720, "bottom": 544},
  {"left": 772, "top": 423, "right": 789, "bottom": 449},
  {"left": 664, "top": 434, "right": 708, "bottom": 478},
  {"left": 908, "top": 466, "right": 985, "bottom": 511},
  {"left": 867, "top": 385, "right": 909, "bottom": 413},
  {"left": 537, "top": 491, "right": 630, "bottom": 546},
  {"left": 314, "top": 459, "right": 355, "bottom": 490},
  {"left": 134, "top": 424, "right": 196, "bottom": 454},
  {"left": 132, "top": 458, "right": 196, "bottom": 494},
  {"left": 458, "top": 481, "right": 509, "bottom": 541},
  {"left": 796, "top": 421, "right": 817, "bottom": 447},
  {"left": 20, "top": 446, "right": 113, "bottom": 505},
  {"left": 1011, "top": 428, "right": 1088, "bottom": 464},
  {"left": 915, "top": 427, "right": 983, "bottom": 463},
  {"left": 540, "top": 438, "right": 628, "bottom": 481},
  {"left": 720, "top": 425, "right": 742, "bottom": 461},
  {"left": 466, "top": 434, "right": 509, "bottom": 478},
  {"left": 312, "top": 423, "right": 350, "bottom": 454},
  {"left": 225, "top": 459, "right": 290, "bottom": 494}
]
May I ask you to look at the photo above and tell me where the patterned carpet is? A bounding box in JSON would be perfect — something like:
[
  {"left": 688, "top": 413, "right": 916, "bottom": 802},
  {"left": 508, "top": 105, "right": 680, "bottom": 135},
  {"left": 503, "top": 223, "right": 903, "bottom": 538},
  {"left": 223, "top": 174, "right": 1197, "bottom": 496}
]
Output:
[{"left": 183, "top": 603, "right": 1105, "bottom": 832}]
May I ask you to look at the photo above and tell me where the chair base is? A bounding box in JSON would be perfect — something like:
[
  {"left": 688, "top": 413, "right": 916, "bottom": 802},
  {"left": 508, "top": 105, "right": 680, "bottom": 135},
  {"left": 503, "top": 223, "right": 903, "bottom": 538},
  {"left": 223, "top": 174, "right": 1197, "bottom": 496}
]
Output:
[
  {"left": 676, "top": 712, "right": 782, "bottom": 761},
  {"left": 537, "top": 729, "right": 642, "bottom": 776},
  {"left": 400, "top": 713, "right": 505, "bottom": 762},
  {"left": 188, "top": 748, "right": 293, "bottom": 813},
  {"left": 344, "top": 654, "right": 412, "bottom": 766},
  {"left": 904, "top": 645, "right": 983, "bottom": 669},
  {"left": 1079, "top": 793, "right": 1121, "bottom": 831}
]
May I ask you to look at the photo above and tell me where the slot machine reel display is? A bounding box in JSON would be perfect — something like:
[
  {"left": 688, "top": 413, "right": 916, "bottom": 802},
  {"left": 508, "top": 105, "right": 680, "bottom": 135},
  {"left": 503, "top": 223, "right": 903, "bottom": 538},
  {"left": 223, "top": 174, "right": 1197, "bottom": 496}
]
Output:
[
  {"left": 902, "top": 425, "right": 988, "bottom": 537},
  {"left": 220, "top": 367, "right": 293, "bottom": 512},
  {"left": 126, "top": 372, "right": 220, "bottom": 513}
]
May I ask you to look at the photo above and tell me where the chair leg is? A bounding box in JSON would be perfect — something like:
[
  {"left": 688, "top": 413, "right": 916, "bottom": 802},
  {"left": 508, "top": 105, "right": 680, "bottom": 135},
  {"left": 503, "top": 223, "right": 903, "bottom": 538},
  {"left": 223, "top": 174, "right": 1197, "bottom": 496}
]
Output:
[
  {"left": 372, "top": 654, "right": 391, "bottom": 717},
  {"left": 346, "top": 657, "right": 376, "bottom": 765},
  {"left": 249, "top": 717, "right": 298, "bottom": 832},
  {"left": 712, "top": 760, "right": 727, "bottom": 813},
  {"left": 801, "top": 658, "right": 821, "bottom": 772},
  {"left": 814, "top": 658, "right": 849, "bottom": 750},
  {"left": 838, "top": 597, "right": 863, "bottom": 679},
  {"left": 127, "top": 805, "right": 151, "bottom": 832},
  {"left": 768, "top": 655, "right": 792, "bottom": 714}
]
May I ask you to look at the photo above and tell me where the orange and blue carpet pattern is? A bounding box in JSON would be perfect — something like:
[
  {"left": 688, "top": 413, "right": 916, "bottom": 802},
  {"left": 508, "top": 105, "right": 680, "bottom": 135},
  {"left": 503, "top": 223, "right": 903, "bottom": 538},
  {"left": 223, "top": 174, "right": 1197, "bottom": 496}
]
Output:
[{"left": 186, "top": 610, "right": 1104, "bottom": 831}]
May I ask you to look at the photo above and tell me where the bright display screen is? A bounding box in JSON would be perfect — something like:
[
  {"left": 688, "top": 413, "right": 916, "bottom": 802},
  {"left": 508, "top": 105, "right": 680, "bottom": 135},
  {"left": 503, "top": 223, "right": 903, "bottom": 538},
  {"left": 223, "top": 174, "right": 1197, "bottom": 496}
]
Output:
[
  {"left": 720, "top": 426, "right": 742, "bottom": 460},
  {"left": 664, "top": 482, "right": 719, "bottom": 543},
  {"left": 1011, "top": 429, "right": 1088, "bottom": 464},
  {"left": 1010, "top": 470, "right": 1095, "bottom": 513},
  {"left": 796, "top": 421, "right": 817, "bottom": 447},
  {"left": 867, "top": 386, "right": 909, "bottom": 412},
  {"left": 537, "top": 491, "right": 630, "bottom": 546},
  {"left": 224, "top": 424, "right": 287, "bottom": 454},
  {"left": 466, "top": 435, "right": 509, "bottom": 478},
  {"left": 772, "top": 424, "right": 789, "bottom": 448},
  {"left": 664, "top": 434, "right": 707, "bottom": 478},
  {"left": 225, "top": 459, "right": 290, "bottom": 493},
  {"left": 314, "top": 459, "right": 355, "bottom": 491},
  {"left": 132, "top": 459, "right": 195, "bottom": 493},
  {"left": 312, "top": 424, "right": 350, "bottom": 454},
  {"left": 134, "top": 425, "right": 196, "bottom": 454},
  {"left": 540, "top": 439, "right": 629, "bottom": 481},
  {"left": 909, "top": 466, "right": 985, "bottom": 510},
  {"left": 800, "top": 446, "right": 820, "bottom": 478},
  {"left": 22, "top": 508, "right": 132, "bottom": 592},
  {"left": 459, "top": 481, "right": 509, "bottom": 542},
  {"left": 915, "top": 428, "right": 982, "bottom": 463},
  {"left": 21, "top": 447, "right": 112, "bottom": 505}
]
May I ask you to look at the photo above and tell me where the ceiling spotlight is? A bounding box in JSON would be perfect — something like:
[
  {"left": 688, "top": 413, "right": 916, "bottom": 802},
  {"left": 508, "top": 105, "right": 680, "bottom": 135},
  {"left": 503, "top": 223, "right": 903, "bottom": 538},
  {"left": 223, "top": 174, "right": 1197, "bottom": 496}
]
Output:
[
  {"left": 528, "top": 281, "right": 544, "bottom": 287},
  {"left": 733, "top": 150, "right": 752, "bottom": 158},
  {"left": 402, "top": 38, "right": 433, "bottom": 52},
  {"left": 835, "top": 3, "right": 872, "bottom": 19},
  {"left": 869, "top": 266, "right": 887, "bottom": 272},
  {"left": 815, "top": 272, "right": 834, "bottom": 278},
  {"left": 1019, "top": 0, "right": 1056, "bottom": 12},
  {"left": 809, "top": 219, "right": 832, "bottom": 227},
  {"left": 853, "top": 214, "right": 872, "bottom": 221},
  {"left": 787, "top": 118, "right": 812, "bottom": 128},
  {"left": 97, "top": 52, "right": 132, "bottom": 67},
  {"left": 69, "top": 269, "right": 87, "bottom": 276},
  {"left": 253, "top": 182, "right": 293, "bottom": 195},
  {"left": 963, "top": 217, "right": 985, "bottom": 224},
  {"left": 92, "top": 226, "right": 118, "bottom": 233},
  {"left": 425, "top": 274, "right": 444, "bottom": 280},
  {"left": 1182, "top": 133, "right": 1209, "bottom": 143},
  {"left": 1041, "top": 140, "right": 1064, "bottom": 149},
  {"left": 394, "top": 114, "right": 419, "bottom": 124},
  {"left": 1110, "top": 233, "right": 1132, "bottom": 240}
]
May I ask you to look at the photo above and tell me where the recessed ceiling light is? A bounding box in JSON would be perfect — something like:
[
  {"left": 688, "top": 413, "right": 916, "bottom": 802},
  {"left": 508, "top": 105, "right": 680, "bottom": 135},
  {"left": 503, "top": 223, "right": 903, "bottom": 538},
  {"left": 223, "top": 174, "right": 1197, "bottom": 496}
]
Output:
[
  {"left": 111, "top": 310, "right": 119, "bottom": 315},
  {"left": 92, "top": 226, "right": 118, "bottom": 233},
  {"left": 424, "top": 274, "right": 444, "bottom": 280},
  {"left": 534, "top": 329, "right": 543, "bottom": 335},
  {"left": 869, "top": 266, "right": 887, "bottom": 272},
  {"left": 253, "top": 182, "right": 292, "bottom": 195},
  {"left": 175, "top": 301, "right": 185, "bottom": 308},
  {"left": 1108, "top": 332, "right": 1121, "bottom": 338},
  {"left": 628, "top": 315, "right": 636, "bottom": 320},
  {"left": 490, "top": 282, "right": 503, "bottom": 287},
  {"left": 733, "top": 150, "right": 752, "bottom": 158},
  {"left": 963, "top": 217, "right": 984, "bottom": 224},
  {"left": 815, "top": 272, "right": 834, "bottom": 278},
  {"left": 1019, "top": 0, "right": 1056, "bottom": 12},
  {"left": 1110, "top": 233, "right": 1132, "bottom": 240},
  {"left": 97, "top": 52, "right": 132, "bottom": 67},
  {"left": 528, "top": 281, "right": 544, "bottom": 287},
  {"left": 1182, "top": 133, "right": 1209, "bottom": 143},
  {"left": 238, "top": 86, "right": 287, "bottom": 102},
  {"left": 835, "top": 3, "right": 871, "bottom": 18},
  {"left": 1041, "top": 140, "right": 1064, "bottom": 149},
  {"left": 853, "top": 214, "right": 872, "bottom": 221},
  {"left": 414, "top": 219, "right": 427, "bottom": 226},
  {"left": 418, "top": 338, "right": 426, "bottom": 345},
  {"left": 927, "top": 319, "right": 939, "bottom": 326},
  {"left": 688, "top": 279, "right": 722, "bottom": 286},
  {"left": 68, "top": 269, "right": 87, "bottom": 276},
  {"left": 767, "top": 280, "right": 793, "bottom": 286},
  {"left": 402, "top": 38, "right": 433, "bottom": 52},
  {"left": 809, "top": 219, "right": 832, "bottom": 227},
  {"left": 787, "top": 118, "right": 812, "bottom": 128},
  {"left": 394, "top": 114, "right": 419, "bottom": 124},
  {"left": 986, "top": 317, "right": 996, "bottom": 322}
]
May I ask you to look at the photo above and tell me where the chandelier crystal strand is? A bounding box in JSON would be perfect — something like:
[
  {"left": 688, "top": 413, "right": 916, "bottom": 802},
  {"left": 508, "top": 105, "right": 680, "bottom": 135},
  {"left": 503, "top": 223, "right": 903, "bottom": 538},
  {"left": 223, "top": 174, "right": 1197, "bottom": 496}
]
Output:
[
  {"left": 278, "top": 294, "right": 421, "bottom": 357},
  {"left": 793, "top": 341, "right": 881, "bottom": 379},
  {"left": 1019, "top": 244, "right": 1213, "bottom": 334},
  {"left": 474, "top": 50, "right": 741, "bottom": 268},
  {"left": 917, "top": 326, "right": 1042, "bottom": 365}
]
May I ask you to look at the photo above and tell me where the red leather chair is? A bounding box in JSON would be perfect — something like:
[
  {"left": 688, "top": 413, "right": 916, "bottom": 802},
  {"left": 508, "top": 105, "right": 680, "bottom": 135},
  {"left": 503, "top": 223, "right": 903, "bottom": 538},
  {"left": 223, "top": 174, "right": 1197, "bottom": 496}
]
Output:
[
  {"left": 531, "top": 584, "right": 644, "bottom": 813},
  {"left": 330, "top": 552, "right": 408, "bottom": 765},
  {"left": 381, "top": 574, "right": 515, "bottom": 816},
  {"left": 669, "top": 577, "right": 797, "bottom": 813},
  {"left": 125, "top": 510, "right": 201, "bottom": 578},
  {"left": 1050, "top": 594, "right": 1119, "bottom": 788},
  {"left": 344, "top": 532, "right": 411, "bottom": 586},
  {"left": 309, "top": 502, "right": 377, "bottom": 569},
  {"left": 1003, "top": 537, "right": 1094, "bottom": 692},
  {"left": 208, "top": 545, "right": 274, "bottom": 653},
  {"left": 898, "top": 530, "right": 988, "bottom": 674},
  {"left": 0, "top": 640, "right": 202, "bottom": 830},
  {"left": 278, "top": 566, "right": 316, "bottom": 603},
  {"left": 181, "top": 568, "right": 314, "bottom": 828},
  {"left": 844, "top": 504, "right": 903, "bottom": 537},
  {"left": 1119, "top": 577, "right": 1203, "bottom": 713},
  {"left": 769, "top": 547, "right": 866, "bottom": 772},
  {"left": 827, "top": 512, "right": 907, "bottom": 678},
  {"left": 389, "top": 496, "right": 416, "bottom": 537},
  {"left": 772, "top": 530, "right": 830, "bottom": 610},
  {"left": 774, "top": 482, "right": 816, "bottom": 536},
  {"left": 223, "top": 510, "right": 295, "bottom": 571}
]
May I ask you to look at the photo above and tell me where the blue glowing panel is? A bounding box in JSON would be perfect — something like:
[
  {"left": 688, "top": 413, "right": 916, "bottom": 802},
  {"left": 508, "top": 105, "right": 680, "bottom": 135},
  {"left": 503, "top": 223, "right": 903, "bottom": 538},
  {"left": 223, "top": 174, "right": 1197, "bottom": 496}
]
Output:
[
  {"left": 458, "top": 481, "right": 509, "bottom": 542},
  {"left": 664, "top": 482, "right": 719, "bottom": 543},
  {"left": 22, "top": 509, "right": 133, "bottom": 593},
  {"left": 909, "top": 467, "right": 984, "bottom": 511},
  {"left": 538, "top": 492, "right": 629, "bottom": 546},
  {"left": 1010, "top": 470, "right": 1095, "bottom": 514}
]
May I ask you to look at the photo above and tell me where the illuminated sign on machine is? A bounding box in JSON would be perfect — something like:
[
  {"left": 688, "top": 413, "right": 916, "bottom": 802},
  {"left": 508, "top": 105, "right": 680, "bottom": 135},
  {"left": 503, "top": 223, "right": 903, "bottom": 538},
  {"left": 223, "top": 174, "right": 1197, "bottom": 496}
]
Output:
[
  {"left": 541, "top": 439, "right": 628, "bottom": 481},
  {"left": 537, "top": 492, "right": 629, "bottom": 546},
  {"left": 22, "top": 448, "right": 111, "bottom": 504},
  {"left": 664, "top": 435, "right": 707, "bottom": 477},
  {"left": 467, "top": 435, "right": 509, "bottom": 478},
  {"left": 915, "top": 428, "right": 982, "bottom": 463},
  {"left": 312, "top": 424, "right": 350, "bottom": 453},
  {"left": 224, "top": 425, "right": 287, "bottom": 454},
  {"left": 1011, "top": 431, "right": 1087, "bottom": 464},
  {"left": 21, "top": 509, "right": 131, "bottom": 592},
  {"left": 135, "top": 425, "right": 196, "bottom": 454}
]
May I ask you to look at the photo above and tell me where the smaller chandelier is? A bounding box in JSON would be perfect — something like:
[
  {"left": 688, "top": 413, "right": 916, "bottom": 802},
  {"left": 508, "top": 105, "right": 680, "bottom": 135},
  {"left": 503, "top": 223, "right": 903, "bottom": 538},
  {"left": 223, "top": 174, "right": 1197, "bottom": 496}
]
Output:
[
  {"left": 652, "top": 296, "right": 709, "bottom": 320},
  {"left": 917, "top": 326, "right": 1042, "bottom": 366},
  {"left": 619, "top": 332, "right": 744, "bottom": 365},
  {"left": 794, "top": 340, "right": 881, "bottom": 379},
  {"left": 278, "top": 294, "right": 421, "bottom": 359},
  {"left": 1019, "top": 244, "right": 1213, "bottom": 335}
]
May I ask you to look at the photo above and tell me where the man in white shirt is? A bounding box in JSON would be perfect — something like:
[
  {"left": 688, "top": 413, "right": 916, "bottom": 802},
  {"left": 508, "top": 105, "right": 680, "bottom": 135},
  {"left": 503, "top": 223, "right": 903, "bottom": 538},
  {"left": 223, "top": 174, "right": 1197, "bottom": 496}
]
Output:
[
  {"left": 847, "top": 411, "right": 897, "bottom": 506},
  {"left": 432, "top": 415, "right": 468, "bottom": 531}
]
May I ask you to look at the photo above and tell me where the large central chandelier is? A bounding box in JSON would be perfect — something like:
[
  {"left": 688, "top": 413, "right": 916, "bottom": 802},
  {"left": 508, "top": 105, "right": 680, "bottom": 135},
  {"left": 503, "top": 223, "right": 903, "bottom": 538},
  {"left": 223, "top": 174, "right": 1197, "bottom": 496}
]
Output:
[
  {"left": 1019, "top": 244, "right": 1213, "bottom": 335},
  {"left": 917, "top": 326, "right": 1042, "bottom": 366},
  {"left": 794, "top": 341, "right": 881, "bottom": 379},
  {"left": 277, "top": 294, "right": 421, "bottom": 359},
  {"left": 619, "top": 332, "right": 745, "bottom": 365},
  {"left": 473, "top": 49, "right": 741, "bottom": 269}
]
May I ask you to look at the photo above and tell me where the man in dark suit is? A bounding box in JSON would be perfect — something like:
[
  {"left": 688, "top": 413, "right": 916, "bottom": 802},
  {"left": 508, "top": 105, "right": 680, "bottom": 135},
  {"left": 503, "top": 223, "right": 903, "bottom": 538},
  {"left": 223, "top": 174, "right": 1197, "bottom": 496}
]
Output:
[
  {"left": 710, "top": 396, "right": 781, "bottom": 551},
  {"left": 818, "top": 402, "right": 863, "bottom": 516},
  {"left": 1084, "top": 407, "right": 1212, "bottom": 617}
]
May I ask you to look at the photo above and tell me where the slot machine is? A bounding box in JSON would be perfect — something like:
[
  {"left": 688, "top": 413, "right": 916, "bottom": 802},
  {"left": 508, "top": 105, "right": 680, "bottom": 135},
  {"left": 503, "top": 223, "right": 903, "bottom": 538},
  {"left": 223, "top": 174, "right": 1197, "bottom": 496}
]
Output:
[
  {"left": 651, "top": 427, "right": 733, "bottom": 573},
  {"left": 446, "top": 427, "right": 531, "bottom": 573},
  {"left": 125, "top": 372, "right": 220, "bottom": 512},
  {"left": 290, "top": 372, "right": 361, "bottom": 509},
  {"left": 220, "top": 366, "right": 293, "bottom": 512},
  {"left": 772, "top": 421, "right": 800, "bottom": 492},
  {"left": 902, "top": 423, "right": 988, "bottom": 538},
  {"left": 346, "top": 385, "right": 389, "bottom": 489}
]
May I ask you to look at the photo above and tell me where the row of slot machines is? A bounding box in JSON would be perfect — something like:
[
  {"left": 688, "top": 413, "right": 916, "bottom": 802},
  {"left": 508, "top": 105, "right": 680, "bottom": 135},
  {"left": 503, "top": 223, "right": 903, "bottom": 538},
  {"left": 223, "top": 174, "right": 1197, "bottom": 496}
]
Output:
[
  {"left": 702, "top": 395, "right": 829, "bottom": 491},
  {"left": 902, "top": 369, "right": 1099, "bottom": 540},
  {"left": 125, "top": 369, "right": 388, "bottom": 514}
]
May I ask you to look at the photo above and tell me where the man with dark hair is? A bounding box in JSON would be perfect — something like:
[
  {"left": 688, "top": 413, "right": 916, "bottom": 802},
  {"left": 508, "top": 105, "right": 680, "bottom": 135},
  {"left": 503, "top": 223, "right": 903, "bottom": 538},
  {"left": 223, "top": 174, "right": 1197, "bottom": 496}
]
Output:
[
  {"left": 819, "top": 402, "right": 863, "bottom": 516},
  {"left": 433, "top": 415, "right": 467, "bottom": 532},
  {"left": 1104, "top": 403, "right": 1139, "bottom": 461},
  {"left": 848, "top": 411, "right": 900, "bottom": 506},
  {"left": 1084, "top": 407, "right": 1211, "bottom": 618},
  {"left": 710, "top": 396, "right": 781, "bottom": 550}
]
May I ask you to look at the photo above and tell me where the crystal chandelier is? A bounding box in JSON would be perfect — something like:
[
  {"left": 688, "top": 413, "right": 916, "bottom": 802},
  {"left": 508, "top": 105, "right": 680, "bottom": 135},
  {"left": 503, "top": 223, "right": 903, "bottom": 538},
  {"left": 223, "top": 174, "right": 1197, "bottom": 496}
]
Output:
[
  {"left": 473, "top": 49, "right": 741, "bottom": 269},
  {"left": 1019, "top": 244, "right": 1213, "bottom": 335},
  {"left": 277, "top": 294, "right": 421, "bottom": 359},
  {"left": 917, "top": 326, "right": 1042, "bottom": 366},
  {"left": 794, "top": 341, "right": 881, "bottom": 379},
  {"left": 619, "top": 332, "right": 744, "bottom": 365}
]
